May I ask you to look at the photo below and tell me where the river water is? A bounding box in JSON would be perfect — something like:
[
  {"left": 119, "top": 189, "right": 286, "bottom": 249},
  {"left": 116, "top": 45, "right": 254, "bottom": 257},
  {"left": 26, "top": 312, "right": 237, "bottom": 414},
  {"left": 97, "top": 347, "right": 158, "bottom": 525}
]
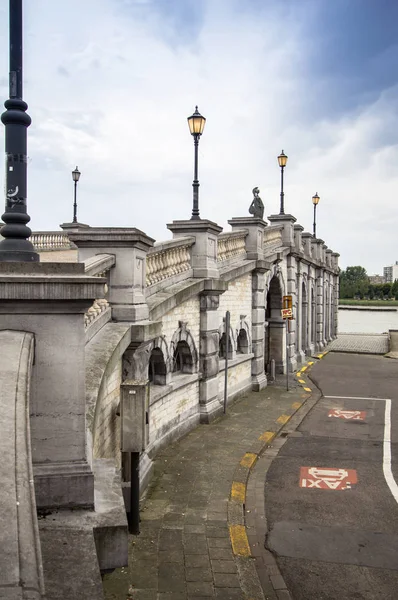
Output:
[{"left": 338, "top": 307, "right": 398, "bottom": 334}]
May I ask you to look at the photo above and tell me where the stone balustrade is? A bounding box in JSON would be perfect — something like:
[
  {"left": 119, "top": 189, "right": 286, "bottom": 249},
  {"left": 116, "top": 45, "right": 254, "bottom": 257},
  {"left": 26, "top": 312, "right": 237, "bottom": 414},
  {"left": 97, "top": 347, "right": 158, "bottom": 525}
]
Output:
[
  {"left": 30, "top": 231, "right": 73, "bottom": 251},
  {"left": 84, "top": 298, "right": 110, "bottom": 330},
  {"left": 83, "top": 255, "right": 114, "bottom": 333},
  {"left": 263, "top": 225, "right": 283, "bottom": 251},
  {"left": 146, "top": 237, "right": 194, "bottom": 286},
  {"left": 217, "top": 230, "right": 247, "bottom": 262}
]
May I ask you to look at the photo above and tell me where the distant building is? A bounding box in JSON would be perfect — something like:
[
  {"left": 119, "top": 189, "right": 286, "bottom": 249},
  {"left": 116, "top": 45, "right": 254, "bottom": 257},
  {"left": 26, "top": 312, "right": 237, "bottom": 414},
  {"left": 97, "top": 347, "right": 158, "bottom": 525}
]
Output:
[
  {"left": 383, "top": 262, "right": 398, "bottom": 283},
  {"left": 369, "top": 274, "right": 385, "bottom": 285}
]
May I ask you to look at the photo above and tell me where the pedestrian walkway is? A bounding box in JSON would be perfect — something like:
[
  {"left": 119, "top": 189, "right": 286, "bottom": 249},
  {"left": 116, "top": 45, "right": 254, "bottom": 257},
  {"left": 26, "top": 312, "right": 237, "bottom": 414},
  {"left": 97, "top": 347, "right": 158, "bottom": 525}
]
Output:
[
  {"left": 328, "top": 333, "right": 388, "bottom": 354},
  {"left": 103, "top": 366, "right": 317, "bottom": 600}
]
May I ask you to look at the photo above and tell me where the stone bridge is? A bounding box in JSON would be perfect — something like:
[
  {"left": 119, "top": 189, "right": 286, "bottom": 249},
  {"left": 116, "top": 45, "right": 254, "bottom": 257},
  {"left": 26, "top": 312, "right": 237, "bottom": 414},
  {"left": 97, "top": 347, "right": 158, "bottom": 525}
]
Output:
[{"left": 0, "top": 210, "right": 339, "bottom": 599}]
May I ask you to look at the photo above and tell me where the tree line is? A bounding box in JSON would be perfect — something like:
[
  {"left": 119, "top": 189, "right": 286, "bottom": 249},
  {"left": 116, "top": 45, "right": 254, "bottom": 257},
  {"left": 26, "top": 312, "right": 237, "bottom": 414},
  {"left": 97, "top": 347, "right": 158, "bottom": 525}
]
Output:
[{"left": 339, "top": 266, "right": 398, "bottom": 300}]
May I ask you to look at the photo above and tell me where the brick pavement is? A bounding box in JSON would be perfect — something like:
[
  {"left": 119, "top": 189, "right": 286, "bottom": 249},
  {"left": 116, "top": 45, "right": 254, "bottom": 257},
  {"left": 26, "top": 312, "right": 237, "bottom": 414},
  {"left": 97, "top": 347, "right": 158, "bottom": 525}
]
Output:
[
  {"left": 103, "top": 369, "right": 316, "bottom": 600},
  {"left": 328, "top": 333, "right": 388, "bottom": 354}
]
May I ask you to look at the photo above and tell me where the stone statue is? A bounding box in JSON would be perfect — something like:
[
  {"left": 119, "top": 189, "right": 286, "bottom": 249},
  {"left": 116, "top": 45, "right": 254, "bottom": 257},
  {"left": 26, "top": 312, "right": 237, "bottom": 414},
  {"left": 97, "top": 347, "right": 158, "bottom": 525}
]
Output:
[{"left": 249, "top": 187, "right": 264, "bottom": 219}]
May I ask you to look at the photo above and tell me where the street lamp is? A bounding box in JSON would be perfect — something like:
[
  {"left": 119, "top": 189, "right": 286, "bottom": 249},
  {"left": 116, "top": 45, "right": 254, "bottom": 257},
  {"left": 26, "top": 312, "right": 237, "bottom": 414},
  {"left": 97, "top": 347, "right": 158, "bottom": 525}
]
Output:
[
  {"left": 0, "top": 0, "right": 38, "bottom": 262},
  {"left": 312, "top": 192, "right": 320, "bottom": 238},
  {"left": 277, "top": 150, "right": 288, "bottom": 215},
  {"left": 187, "top": 106, "right": 206, "bottom": 220},
  {"left": 72, "top": 166, "right": 81, "bottom": 223}
]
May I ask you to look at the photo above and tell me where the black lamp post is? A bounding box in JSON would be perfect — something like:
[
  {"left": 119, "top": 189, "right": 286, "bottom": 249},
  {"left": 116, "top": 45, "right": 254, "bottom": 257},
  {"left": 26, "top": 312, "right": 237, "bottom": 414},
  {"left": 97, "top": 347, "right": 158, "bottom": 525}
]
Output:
[
  {"left": 312, "top": 192, "right": 320, "bottom": 238},
  {"left": 277, "top": 150, "right": 288, "bottom": 215},
  {"left": 0, "top": 0, "right": 38, "bottom": 262},
  {"left": 72, "top": 166, "right": 81, "bottom": 223},
  {"left": 187, "top": 106, "right": 206, "bottom": 220}
]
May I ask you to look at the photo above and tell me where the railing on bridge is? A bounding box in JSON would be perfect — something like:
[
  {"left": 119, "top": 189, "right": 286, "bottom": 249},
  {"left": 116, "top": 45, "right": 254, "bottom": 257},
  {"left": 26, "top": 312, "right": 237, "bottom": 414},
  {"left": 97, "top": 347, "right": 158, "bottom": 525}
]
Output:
[
  {"left": 0, "top": 330, "right": 45, "bottom": 599},
  {"left": 146, "top": 237, "right": 194, "bottom": 286},
  {"left": 217, "top": 230, "right": 247, "bottom": 263},
  {"left": 263, "top": 225, "right": 283, "bottom": 252},
  {"left": 30, "top": 231, "right": 75, "bottom": 251},
  {"left": 83, "top": 254, "right": 115, "bottom": 340}
]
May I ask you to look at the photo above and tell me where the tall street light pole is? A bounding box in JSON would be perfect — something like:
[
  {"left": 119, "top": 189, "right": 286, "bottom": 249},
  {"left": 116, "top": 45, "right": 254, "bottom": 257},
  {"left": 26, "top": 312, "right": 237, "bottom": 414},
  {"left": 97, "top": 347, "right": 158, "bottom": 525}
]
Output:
[
  {"left": 0, "top": 0, "right": 38, "bottom": 262},
  {"left": 312, "top": 192, "right": 320, "bottom": 238},
  {"left": 72, "top": 166, "right": 81, "bottom": 223},
  {"left": 277, "top": 150, "right": 288, "bottom": 215},
  {"left": 187, "top": 106, "right": 206, "bottom": 220}
]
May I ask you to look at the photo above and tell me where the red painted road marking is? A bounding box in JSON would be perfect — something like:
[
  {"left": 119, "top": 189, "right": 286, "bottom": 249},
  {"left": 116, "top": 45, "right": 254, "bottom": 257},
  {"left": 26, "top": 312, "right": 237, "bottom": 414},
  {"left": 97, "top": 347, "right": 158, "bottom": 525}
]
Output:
[
  {"left": 300, "top": 467, "right": 358, "bottom": 490},
  {"left": 328, "top": 409, "right": 366, "bottom": 420}
]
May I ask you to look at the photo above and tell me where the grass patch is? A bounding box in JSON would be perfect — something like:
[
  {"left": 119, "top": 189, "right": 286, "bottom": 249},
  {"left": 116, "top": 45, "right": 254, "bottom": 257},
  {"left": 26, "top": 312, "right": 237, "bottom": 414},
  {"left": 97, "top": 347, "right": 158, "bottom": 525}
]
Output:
[{"left": 339, "top": 299, "right": 398, "bottom": 307}]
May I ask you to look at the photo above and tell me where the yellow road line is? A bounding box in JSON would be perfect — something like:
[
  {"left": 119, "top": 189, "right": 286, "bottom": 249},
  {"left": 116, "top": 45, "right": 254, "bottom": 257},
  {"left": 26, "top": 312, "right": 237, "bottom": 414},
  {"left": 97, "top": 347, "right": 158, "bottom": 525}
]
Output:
[
  {"left": 304, "top": 387, "right": 311, "bottom": 392},
  {"left": 258, "top": 431, "right": 276, "bottom": 443},
  {"left": 292, "top": 402, "right": 302, "bottom": 409},
  {"left": 229, "top": 524, "right": 251, "bottom": 557},
  {"left": 308, "top": 361, "right": 314, "bottom": 365},
  {"left": 231, "top": 481, "right": 246, "bottom": 503},
  {"left": 301, "top": 366, "right": 308, "bottom": 371},
  {"left": 276, "top": 414, "right": 290, "bottom": 425},
  {"left": 298, "top": 379, "right": 306, "bottom": 384},
  {"left": 240, "top": 452, "right": 257, "bottom": 469}
]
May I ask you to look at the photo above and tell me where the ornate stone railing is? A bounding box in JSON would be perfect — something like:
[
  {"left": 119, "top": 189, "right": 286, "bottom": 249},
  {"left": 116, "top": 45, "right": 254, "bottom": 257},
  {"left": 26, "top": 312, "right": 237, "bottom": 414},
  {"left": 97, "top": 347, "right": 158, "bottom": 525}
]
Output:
[
  {"left": 83, "top": 254, "right": 114, "bottom": 335},
  {"left": 217, "top": 230, "right": 247, "bottom": 262},
  {"left": 30, "top": 231, "right": 73, "bottom": 251},
  {"left": 263, "top": 225, "right": 283, "bottom": 251},
  {"left": 146, "top": 237, "right": 194, "bottom": 286},
  {"left": 0, "top": 330, "right": 45, "bottom": 599}
]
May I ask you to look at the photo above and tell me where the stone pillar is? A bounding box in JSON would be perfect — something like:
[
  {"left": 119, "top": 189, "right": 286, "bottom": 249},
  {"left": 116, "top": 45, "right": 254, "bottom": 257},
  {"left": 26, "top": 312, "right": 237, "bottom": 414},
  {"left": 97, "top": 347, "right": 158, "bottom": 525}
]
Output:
[
  {"left": 251, "top": 261, "right": 268, "bottom": 390},
  {"left": 167, "top": 219, "right": 222, "bottom": 278},
  {"left": 0, "top": 262, "right": 106, "bottom": 509},
  {"left": 302, "top": 232, "right": 314, "bottom": 259},
  {"left": 199, "top": 280, "right": 227, "bottom": 423},
  {"left": 315, "top": 268, "right": 325, "bottom": 351},
  {"left": 69, "top": 227, "right": 154, "bottom": 322},
  {"left": 295, "top": 263, "right": 305, "bottom": 364},
  {"left": 293, "top": 224, "right": 304, "bottom": 253},
  {"left": 267, "top": 214, "right": 297, "bottom": 246},
  {"left": 228, "top": 216, "right": 267, "bottom": 260},
  {"left": 286, "top": 254, "right": 298, "bottom": 371}
]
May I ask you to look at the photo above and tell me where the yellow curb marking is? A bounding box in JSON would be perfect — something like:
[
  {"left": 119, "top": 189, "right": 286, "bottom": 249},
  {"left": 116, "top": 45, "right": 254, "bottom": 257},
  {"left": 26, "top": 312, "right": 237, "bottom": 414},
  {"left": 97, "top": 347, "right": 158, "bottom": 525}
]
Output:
[
  {"left": 231, "top": 481, "right": 246, "bottom": 503},
  {"left": 317, "top": 353, "right": 324, "bottom": 358},
  {"left": 298, "top": 379, "right": 306, "bottom": 384},
  {"left": 229, "top": 524, "right": 251, "bottom": 557},
  {"left": 308, "top": 361, "right": 314, "bottom": 365},
  {"left": 259, "top": 431, "right": 276, "bottom": 443},
  {"left": 301, "top": 366, "right": 308, "bottom": 371},
  {"left": 240, "top": 452, "right": 257, "bottom": 469},
  {"left": 304, "top": 387, "right": 312, "bottom": 392},
  {"left": 277, "top": 414, "right": 290, "bottom": 425},
  {"left": 292, "top": 402, "right": 302, "bottom": 409}
]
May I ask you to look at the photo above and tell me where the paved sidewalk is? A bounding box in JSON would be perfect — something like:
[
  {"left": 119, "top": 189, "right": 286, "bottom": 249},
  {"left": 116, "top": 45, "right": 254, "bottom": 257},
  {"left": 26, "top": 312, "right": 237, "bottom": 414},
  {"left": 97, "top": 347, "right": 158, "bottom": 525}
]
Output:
[
  {"left": 328, "top": 333, "right": 388, "bottom": 354},
  {"left": 103, "top": 365, "right": 317, "bottom": 600}
]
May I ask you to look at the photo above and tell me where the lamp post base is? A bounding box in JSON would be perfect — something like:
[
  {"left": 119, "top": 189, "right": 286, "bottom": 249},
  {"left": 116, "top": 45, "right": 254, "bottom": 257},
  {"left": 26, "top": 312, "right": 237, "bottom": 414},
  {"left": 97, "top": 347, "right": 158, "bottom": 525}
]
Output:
[{"left": 0, "top": 238, "right": 39, "bottom": 262}]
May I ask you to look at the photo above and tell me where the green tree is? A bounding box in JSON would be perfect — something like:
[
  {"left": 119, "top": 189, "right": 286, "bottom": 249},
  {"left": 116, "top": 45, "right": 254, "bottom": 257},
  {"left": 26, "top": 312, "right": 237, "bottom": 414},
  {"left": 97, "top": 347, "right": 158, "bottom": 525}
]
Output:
[{"left": 339, "top": 266, "right": 369, "bottom": 299}]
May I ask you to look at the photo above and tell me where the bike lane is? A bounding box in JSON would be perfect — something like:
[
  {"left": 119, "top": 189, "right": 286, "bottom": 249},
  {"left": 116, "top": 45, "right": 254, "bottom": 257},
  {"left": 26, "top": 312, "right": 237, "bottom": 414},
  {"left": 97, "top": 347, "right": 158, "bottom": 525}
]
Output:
[{"left": 264, "top": 353, "right": 398, "bottom": 599}]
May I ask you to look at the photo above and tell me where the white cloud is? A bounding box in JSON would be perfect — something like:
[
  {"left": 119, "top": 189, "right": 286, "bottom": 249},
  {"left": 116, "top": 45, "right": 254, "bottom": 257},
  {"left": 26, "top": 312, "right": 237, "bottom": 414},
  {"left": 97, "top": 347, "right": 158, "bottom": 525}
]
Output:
[{"left": 0, "top": 0, "right": 397, "bottom": 273}]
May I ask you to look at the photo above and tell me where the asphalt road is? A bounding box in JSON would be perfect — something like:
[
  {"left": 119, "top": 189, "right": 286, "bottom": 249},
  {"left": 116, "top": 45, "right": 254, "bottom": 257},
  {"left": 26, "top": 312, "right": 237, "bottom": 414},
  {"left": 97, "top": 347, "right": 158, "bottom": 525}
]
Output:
[{"left": 264, "top": 352, "right": 398, "bottom": 600}]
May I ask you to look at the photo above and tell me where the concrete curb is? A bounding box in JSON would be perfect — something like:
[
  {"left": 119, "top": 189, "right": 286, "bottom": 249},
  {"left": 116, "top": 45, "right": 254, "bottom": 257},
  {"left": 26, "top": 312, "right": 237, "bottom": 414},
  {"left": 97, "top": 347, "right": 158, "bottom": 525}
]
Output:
[{"left": 228, "top": 354, "right": 327, "bottom": 599}]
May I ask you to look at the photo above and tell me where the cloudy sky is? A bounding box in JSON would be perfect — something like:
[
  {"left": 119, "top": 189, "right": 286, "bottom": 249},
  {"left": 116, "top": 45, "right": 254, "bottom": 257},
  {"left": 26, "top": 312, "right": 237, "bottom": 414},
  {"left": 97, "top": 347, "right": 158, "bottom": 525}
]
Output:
[{"left": 0, "top": 0, "right": 397, "bottom": 274}]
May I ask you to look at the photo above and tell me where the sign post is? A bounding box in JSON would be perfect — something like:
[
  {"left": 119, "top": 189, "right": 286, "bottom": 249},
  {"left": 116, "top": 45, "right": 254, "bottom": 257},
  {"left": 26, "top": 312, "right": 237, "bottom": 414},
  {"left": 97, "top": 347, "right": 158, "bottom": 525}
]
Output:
[{"left": 282, "top": 295, "right": 293, "bottom": 391}]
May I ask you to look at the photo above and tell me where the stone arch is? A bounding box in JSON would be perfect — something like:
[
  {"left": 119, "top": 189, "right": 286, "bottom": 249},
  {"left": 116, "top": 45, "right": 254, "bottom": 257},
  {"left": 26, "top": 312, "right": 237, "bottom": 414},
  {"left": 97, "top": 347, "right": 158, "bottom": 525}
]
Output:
[
  {"left": 237, "top": 318, "right": 252, "bottom": 354},
  {"left": 148, "top": 336, "right": 171, "bottom": 385},
  {"left": 264, "top": 273, "right": 284, "bottom": 374},
  {"left": 170, "top": 323, "right": 198, "bottom": 374}
]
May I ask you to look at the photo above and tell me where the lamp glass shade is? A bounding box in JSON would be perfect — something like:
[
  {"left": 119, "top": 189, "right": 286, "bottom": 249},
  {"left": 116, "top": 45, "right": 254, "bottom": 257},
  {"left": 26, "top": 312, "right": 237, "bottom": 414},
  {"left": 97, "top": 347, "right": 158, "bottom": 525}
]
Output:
[
  {"left": 72, "top": 166, "right": 81, "bottom": 182},
  {"left": 187, "top": 106, "right": 206, "bottom": 136},
  {"left": 312, "top": 193, "right": 320, "bottom": 205},
  {"left": 277, "top": 150, "right": 288, "bottom": 167}
]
